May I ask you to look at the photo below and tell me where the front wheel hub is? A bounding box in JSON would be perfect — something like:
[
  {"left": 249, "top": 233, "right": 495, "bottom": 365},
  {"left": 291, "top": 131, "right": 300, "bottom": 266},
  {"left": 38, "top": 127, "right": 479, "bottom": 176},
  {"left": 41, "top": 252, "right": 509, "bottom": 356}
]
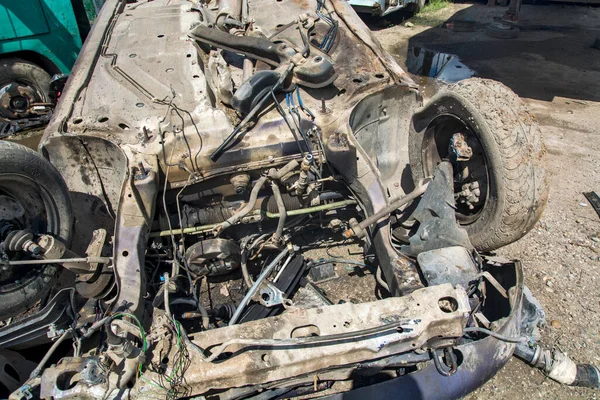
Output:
[{"left": 0, "top": 82, "right": 41, "bottom": 119}]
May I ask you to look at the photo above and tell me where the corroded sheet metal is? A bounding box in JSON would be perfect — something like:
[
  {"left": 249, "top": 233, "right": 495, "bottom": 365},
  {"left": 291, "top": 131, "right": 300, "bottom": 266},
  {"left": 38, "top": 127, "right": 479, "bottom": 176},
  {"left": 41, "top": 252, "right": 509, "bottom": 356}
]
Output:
[{"left": 139, "top": 284, "right": 469, "bottom": 397}]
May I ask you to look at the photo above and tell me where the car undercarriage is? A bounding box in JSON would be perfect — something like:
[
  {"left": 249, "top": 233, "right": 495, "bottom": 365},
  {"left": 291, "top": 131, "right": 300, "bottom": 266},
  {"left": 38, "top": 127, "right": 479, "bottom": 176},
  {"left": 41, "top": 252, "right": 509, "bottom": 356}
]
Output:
[{"left": 0, "top": 0, "right": 598, "bottom": 399}]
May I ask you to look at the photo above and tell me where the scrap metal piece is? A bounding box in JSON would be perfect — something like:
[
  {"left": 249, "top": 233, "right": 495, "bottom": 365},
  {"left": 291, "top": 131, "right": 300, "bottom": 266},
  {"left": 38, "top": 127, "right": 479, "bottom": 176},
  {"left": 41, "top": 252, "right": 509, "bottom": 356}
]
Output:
[
  {"left": 0, "top": 349, "right": 36, "bottom": 394},
  {"left": 229, "top": 247, "right": 289, "bottom": 325},
  {"left": 258, "top": 282, "right": 287, "bottom": 307},
  {"left": 477, "top": 271, "right": 508, "bottom": 298},
  {"left": 112, "top": 166, "right": 159, "bottom": 317},
  {"left": 240, "top": 254, "right": 307, "bottom": 323},
  {"left": 75, "top": 229, "right": 114, "bottom": 299},
  {"left": 188, "top": 25, "right": 336, "bottom": 88},
  {"left": 207, "top": 50, "right": 235, "bottom": 106},
  {"left": 450, "top": 133, "right": 473, "bottom": 161},
  {"left": 583, "top": 191, "right": 600, "bottom": 218},
  {"left": 185, "top": 238, "right": 241, "bottom": 277},
  {"left": 293, "top": 282, "right": 334, "bottom": 309},
  {"left": 402, "top": 161, "right": 472, "bottom": 257},
  {"left": 309, "top": 261, "right": 338, "bottom": 283},
  {"left": 417, "top": 246, "right": 478, "bottom": 289},
  {"left": 40, "top": 357, "right": 108, "bottom": 399}
]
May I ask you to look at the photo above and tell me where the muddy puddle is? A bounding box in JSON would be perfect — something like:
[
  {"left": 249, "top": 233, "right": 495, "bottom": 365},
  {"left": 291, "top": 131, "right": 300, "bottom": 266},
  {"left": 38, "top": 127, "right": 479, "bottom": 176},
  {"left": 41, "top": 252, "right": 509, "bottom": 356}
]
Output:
[{"left": 406, "top": 47, "right": 476, "bottom": 97}]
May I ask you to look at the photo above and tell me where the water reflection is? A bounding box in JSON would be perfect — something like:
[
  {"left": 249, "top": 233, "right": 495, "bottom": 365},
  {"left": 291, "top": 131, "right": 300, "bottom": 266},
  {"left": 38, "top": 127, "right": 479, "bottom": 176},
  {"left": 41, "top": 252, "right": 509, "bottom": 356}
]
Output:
[{"left": 406, "top": 47, "right": 475, "bottom": 82}]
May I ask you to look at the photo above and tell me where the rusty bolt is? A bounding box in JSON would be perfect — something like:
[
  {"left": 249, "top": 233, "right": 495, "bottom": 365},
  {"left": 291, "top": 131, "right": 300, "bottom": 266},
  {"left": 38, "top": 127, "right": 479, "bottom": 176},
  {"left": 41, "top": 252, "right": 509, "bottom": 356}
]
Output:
[{"left": 23, "top": 240, "right": 42, "bottom": 255}]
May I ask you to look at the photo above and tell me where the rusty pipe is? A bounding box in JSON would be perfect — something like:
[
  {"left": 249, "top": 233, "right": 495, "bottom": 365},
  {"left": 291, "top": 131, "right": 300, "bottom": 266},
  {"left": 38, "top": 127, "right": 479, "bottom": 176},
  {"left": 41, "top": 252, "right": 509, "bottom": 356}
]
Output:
[{"left": 343, "top": 182, "right": 429, "bottom": 239}]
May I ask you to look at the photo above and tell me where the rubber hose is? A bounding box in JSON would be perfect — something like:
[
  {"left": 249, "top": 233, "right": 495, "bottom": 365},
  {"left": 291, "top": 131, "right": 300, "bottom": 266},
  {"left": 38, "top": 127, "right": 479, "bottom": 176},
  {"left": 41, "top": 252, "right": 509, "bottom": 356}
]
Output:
[
  {"left": 29, "top": 329, "right": 71, "bottom": 379},
  {"left": 270, "top": 181, "right": 286, "bottom": 241},
  {"left": 217, "top": 176, "right": 268, "bottom": 231},
  {"left": 573, "top": 365, "right": 600, "bottom": 389},
  {"left": 241, "top": 249, "right": 254, "bottom": 288},
  {"left": 268, "top": 160, "right": 299, "bottom": 180},
  {"left": 171, "top": 298, "right": 210, "bottom": 330},
  {"left": 375, "top": 266, "right": 390, "bottom": 292}
]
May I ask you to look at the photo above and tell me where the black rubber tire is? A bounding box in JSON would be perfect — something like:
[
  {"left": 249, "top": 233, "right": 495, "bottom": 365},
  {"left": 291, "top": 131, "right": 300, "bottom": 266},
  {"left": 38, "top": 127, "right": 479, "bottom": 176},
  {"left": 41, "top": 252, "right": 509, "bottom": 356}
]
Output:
[
  {"left": 408, "top": 0, "right": 426, "bottom": 14},
  {"left": 0, "top": 58, "right": 51, "bottom": 120},
  {"left": 0, "top": 141, "right": 73, "bottom": 320},
  {"left": 409, "top": 78, "right": 548, "bottom": 251}
]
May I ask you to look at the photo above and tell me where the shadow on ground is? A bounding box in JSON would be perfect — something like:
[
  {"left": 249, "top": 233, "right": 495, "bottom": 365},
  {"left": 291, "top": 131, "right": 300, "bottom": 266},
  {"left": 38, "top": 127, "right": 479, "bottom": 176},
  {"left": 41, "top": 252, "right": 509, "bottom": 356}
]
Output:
[{"left": 363, "top": 2, "right": 600, "bottom": 102}]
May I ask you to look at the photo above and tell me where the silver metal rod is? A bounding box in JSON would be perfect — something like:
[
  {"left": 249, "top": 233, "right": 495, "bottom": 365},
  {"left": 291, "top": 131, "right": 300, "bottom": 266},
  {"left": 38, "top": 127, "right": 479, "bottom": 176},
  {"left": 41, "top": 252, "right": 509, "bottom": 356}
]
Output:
[
  {"left": 273, "top": 253, "right": 294, "bottom": 283},
  {"left": 2, "top": 257, "right": 112, "bottom": 266},
  {"left": 229, "top": 247, "right": 289, "bottom": 326}
]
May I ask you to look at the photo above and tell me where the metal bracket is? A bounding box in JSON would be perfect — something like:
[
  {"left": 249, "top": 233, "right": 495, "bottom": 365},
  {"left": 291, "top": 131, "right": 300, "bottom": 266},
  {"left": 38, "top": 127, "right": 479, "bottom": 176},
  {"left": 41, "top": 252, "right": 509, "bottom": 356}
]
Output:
[{"left": 258, "top": 282, "right": 287, "bottom": 307}]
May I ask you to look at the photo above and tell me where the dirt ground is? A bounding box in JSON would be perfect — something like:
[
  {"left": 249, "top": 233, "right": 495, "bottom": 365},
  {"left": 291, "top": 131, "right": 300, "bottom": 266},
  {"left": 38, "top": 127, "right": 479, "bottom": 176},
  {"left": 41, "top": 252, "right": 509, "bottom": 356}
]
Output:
[{"left": 368, "top": 2, "right": 600, "bottom": 398}]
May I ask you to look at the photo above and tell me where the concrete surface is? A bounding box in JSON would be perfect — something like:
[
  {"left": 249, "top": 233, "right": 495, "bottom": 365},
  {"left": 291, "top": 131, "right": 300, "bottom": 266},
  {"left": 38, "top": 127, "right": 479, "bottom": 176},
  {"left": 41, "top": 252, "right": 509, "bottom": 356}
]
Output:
[{"left": 369, "top": 2, "right": 600, "bottom": 398}]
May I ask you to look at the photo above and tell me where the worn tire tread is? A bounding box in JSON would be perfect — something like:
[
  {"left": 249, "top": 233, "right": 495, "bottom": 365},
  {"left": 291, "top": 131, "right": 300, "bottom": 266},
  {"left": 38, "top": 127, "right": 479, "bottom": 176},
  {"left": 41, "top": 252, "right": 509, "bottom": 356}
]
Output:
[
  {"left": 0, "top": 141, "right": 73, "bottom": 319},
  {"left": 447, "top": 78, "right": 548, "bottom": 250},
  {"left": 410, "top": 78, "right": 548, "bottom": 251}
]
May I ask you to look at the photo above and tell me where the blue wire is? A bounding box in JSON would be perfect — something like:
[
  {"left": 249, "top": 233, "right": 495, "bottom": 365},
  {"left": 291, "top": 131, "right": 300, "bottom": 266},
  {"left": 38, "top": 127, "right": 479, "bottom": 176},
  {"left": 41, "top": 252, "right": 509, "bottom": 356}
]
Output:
[
  {"left": 295, "top": 87, "right": 315, "bottom": 120},
  {"left": 295, "top": 87, "right": 304, "bottom": 107},
  {"left": 285, "top": 93, "right": 291, "bottom": 108}
]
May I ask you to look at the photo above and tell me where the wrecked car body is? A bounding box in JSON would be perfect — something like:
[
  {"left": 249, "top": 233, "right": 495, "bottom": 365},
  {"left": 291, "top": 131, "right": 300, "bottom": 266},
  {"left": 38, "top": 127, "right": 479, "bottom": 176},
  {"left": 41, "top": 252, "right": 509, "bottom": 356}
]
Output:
[
  {"left": 348, "top": 0, "right": 422, "bottom": 18},
  {"left": 3, "top": 0, "right": 591, "bottom": 398}
]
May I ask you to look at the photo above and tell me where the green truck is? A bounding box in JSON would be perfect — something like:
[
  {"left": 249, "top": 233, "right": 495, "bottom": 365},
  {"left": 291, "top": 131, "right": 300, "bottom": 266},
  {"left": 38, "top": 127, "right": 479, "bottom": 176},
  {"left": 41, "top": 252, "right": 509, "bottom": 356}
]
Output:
[{"left": 0, "top": 0, "right": 102, "bottom": 129}]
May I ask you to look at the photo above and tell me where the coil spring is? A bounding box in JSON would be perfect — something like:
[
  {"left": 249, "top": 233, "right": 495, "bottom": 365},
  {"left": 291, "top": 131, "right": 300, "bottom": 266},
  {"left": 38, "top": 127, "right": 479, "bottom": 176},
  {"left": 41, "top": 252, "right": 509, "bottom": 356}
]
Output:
[{"left": 2, "top": 230, "right": 34, "bottom": 252}]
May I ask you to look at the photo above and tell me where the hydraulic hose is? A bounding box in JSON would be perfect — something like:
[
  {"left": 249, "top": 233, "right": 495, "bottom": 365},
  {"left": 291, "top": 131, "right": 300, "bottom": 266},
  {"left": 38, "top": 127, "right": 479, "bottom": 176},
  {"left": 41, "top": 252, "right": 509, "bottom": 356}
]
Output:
[
  {"left": 375, "top": 266, "right": 390, "bottom": 292},
  {"left": 268, "top": 159, "right": 299, "bottom": 180},
  {"left": 241, "top": 249, "right": 254, "bottom": 288},
  {"left": 172, "top": 298, "right": 210, "bottom": 330},
  {"left": 214, "top": 176, "right": 268, "bottom": 233},
  {"left": 163, "top": 273, "right": 173, "bottom": 320},
  {"left": 149, "top": 199, "right": 356, "bottom": 237}
]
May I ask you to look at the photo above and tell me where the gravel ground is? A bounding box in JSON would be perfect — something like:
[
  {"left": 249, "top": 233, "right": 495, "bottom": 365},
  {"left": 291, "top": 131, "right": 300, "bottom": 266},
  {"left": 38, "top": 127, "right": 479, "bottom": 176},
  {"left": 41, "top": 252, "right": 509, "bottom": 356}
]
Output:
[{"left": 368, "top": 2, "right": 600, "bottom": 398}]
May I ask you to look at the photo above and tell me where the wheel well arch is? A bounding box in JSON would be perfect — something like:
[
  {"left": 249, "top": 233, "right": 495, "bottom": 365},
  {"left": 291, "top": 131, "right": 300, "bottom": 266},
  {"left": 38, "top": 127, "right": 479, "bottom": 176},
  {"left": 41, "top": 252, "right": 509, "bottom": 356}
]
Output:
[{"left": 0, "top": 51, "right": 62, "bottom": 76}]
